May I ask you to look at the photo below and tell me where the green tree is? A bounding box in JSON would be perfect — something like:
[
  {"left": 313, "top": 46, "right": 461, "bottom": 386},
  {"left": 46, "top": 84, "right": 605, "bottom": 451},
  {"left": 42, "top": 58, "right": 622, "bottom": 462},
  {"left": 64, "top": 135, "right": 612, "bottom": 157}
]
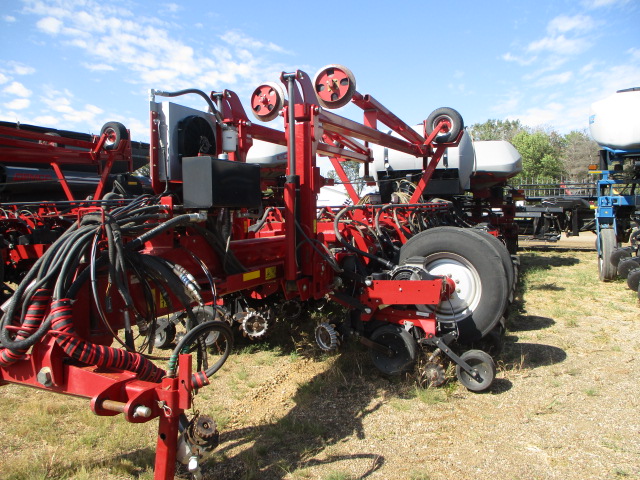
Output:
[
  {"left": 326, "top": 160, "right": 365, "bottom": 194},
  {"left": 562, "top": 129, "right": 600, "bottom": 177},
  {"left": 468, "top": 119, "right": 523, "bottom": 141},
  {"left": 511, "top": 129, "right": 566, "bottom": 180}
]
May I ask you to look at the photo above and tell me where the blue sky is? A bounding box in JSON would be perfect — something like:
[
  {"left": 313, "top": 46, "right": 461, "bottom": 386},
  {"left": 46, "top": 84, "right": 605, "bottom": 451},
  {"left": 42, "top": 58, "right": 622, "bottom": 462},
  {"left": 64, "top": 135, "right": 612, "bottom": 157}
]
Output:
[{"left": 0, "top": 0, "right": 638, "bottom": 142}]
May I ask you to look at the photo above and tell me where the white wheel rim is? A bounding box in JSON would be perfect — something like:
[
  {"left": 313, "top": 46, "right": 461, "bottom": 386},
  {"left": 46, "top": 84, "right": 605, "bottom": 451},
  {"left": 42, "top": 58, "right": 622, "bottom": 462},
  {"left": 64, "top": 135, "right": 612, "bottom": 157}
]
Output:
[{"left": 418, "top": 252, "right": 482, "bottom": 322}]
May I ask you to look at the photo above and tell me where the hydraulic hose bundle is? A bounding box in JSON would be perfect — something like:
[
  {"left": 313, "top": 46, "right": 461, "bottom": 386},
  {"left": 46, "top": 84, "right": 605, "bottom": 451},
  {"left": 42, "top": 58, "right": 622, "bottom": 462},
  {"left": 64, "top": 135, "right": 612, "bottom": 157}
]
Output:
[{"left": 0, "top": 195, "right": 221, "bottom": 384}]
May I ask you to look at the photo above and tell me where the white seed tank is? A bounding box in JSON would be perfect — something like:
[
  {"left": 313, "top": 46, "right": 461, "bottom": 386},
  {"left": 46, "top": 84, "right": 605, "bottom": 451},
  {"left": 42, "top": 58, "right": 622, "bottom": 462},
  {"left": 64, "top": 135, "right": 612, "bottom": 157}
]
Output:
[
  {"left": 589, "top": 88, "right": 640, "bottom": 150},
  {"left": 247, "top": 127, "right": 523, "bottom": 193},
  {"left": 368, "top": 127, "right": 522, "bottom": 192}
]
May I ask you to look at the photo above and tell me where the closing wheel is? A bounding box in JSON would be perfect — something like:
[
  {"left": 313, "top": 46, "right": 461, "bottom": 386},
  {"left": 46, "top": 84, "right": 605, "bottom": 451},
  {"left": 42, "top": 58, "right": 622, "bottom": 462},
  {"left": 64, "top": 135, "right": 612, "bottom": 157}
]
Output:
[
  {"left": 627, "top": 267, "right": 640, "bottom": 292},
  {"left": 456, "top": 350, "right": 496, "bottom": 392},
  {"left": 399, "top": 227, "right": 509, "bottom": 342},
  {"left": 425, "top": 107, "right": 464, "bottom": 143},
  {"left": 598, "top": 228, "right": 618, "bottom": 282},
  {"left": 617, "top": 257, "right": 640, "bottom": 279},
  {"left": 369, "top": 324, "right": 418, "bottom": 376},
  {"left": 100, "top": 121, "right": 128, "bottom": 150},
  {"left": 251, "top": 82, "right": 286, "bottom": 122},
  {"left": 313, "top": 64, "right": 356, "bottom": 109}
]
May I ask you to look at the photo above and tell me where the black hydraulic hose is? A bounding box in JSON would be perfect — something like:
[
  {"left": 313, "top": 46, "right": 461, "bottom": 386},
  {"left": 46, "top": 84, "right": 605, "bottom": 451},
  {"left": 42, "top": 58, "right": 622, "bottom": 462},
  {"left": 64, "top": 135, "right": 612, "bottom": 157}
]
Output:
[
  {"left": 167, "top": 320, "right": 233, "bottom": 379},
  {"left": 191, "top": 224, "right": 247, "bottom": 274},
  {"left": 248, "top": 207, "right": 275, "bottom": 233},
  {"left": 127, "top": 213, "right": 201, "bottom": 251},
  {"left": 333, "top": 206, "right": 394, "bottom": 269},
  {"left": 152, "top": 88, "right": 223, "bottom": 124}
]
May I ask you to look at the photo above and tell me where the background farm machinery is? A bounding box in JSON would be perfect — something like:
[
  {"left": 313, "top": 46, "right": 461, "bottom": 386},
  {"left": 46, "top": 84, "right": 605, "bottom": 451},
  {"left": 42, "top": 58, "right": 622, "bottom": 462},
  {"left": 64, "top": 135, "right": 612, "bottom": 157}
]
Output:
[
  {"left": 0, "top": 65, "right": 520, "bottom": 478},
  {"left": 589, "top": 88, "right": 640, "bottom": 297}
]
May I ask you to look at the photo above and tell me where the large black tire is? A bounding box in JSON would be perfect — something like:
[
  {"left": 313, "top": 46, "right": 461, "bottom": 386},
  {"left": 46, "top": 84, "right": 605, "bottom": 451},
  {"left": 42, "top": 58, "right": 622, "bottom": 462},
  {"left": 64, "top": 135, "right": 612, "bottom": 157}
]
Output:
[
  {"left": 469, "top": 228, "right": 516, "bottom": 302},
  {"left": 369, "top": 324, "right": 418, "bottom": 376},
  {"left": 100, "top": 121, "right": 128, "bottom": 150},
  {"left": 399, "top": 227, "right": 509, "bottom": 342},
  {"left": 425, "top": 107, "right": 464, "bottom": 143},
  {"left": 598, "top": 228, "right": 618, "bottom": 282}
]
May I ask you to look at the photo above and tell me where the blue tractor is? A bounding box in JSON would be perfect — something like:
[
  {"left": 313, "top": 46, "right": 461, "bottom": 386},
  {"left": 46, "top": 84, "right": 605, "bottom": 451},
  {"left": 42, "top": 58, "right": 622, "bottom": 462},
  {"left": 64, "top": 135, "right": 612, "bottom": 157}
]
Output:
[{"left": 590, "top": 88, "right": 640, "bottom": 296}]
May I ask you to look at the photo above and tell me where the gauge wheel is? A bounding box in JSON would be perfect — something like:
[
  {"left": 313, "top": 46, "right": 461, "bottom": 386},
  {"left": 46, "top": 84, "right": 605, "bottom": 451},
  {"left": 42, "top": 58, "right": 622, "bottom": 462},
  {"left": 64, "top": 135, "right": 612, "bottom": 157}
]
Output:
[
  {"left": 153, "top": 317, "right": 176, "bottom": 349},
  {"left": 598, "top": 228, "right": 618, "bottom": 281},
  {"left": 399, "top": 226, "right": 509, "bottom": 342},
  {"left": 456, "top": 349, "right": 496, "bottom": 392},
  {"left": 369, "top": 324, "right": 418, "bottom": 376}
]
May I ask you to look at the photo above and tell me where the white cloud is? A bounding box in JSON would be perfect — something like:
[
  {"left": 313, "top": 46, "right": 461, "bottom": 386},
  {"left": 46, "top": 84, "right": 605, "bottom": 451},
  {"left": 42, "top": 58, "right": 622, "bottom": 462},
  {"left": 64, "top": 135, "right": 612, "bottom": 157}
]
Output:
[
  {"left": 3, "top": 81, "right": 32, "bottom": 97},
  {"left": 582, "top": 0, "right": 629, "bottom": 7},
  {"left": 8, "top": 61, "right": 36, "bottom": 75},
  {"left": 82, "top": 62, "right": 116, "bottom": 72},
  {"left": 5, "top": 98, "right": 31, "bottom": 110},
  {"left": 220, "top": 31, "right": 290, "bottom": 54},
  {"left": 36, "top": 16, "right": 63, "bottom": 34},
  {"left": 528, "top": 34, "right": 591, "bottom": 56},
  {"left": 491, "top": 90, "right": 522, "bottom": 116},
  {"left": 547, "top": 14, "right": 596, "bottom": 34},
  {"left": 502, "top": 52, "right": 536, "bottom": 66},
  {"left": 32, "top": 115, "right": 60, "bottom": 127},
  {"left": 534, "top": 71, "right": 573, "bottom": 87},
  {"left": 162, "top": 3, "right": 181, "bottom": 13},
  {"left": 21, "top": 0, "right": 290, "bottom": 96},
  {"left": 0, "top": 73, "right": 8, "bottom": 85},
  {"left": 3, "top": 15, "right": 16, "bottom": 22}
]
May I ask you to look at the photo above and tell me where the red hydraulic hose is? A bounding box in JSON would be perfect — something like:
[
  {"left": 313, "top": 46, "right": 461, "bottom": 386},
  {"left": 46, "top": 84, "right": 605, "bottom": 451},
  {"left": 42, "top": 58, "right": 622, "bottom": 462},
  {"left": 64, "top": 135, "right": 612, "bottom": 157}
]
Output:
[
  {"left": 0, "top": 289, "right": 52, "bottom": 367},
  {"left": 49, "top": 299, "right": 165, "bottom": 382}
]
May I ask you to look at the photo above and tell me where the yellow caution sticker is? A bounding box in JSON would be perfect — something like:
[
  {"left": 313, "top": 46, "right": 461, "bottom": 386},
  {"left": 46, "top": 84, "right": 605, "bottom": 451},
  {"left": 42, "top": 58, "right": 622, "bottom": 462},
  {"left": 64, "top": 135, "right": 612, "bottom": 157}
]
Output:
[
  {"left": 243, "top": 270, "right": 261, "bottom": 282},
  {"left": 265, "top": 266, "right": 276, "bottom": 280}
]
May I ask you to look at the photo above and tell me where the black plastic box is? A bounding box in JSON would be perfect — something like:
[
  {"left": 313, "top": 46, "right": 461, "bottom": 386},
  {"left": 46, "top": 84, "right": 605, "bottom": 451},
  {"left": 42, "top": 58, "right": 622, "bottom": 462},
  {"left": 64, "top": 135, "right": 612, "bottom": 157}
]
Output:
[{"left": 182, "top": 156, "right": 261, "bottom": 209}]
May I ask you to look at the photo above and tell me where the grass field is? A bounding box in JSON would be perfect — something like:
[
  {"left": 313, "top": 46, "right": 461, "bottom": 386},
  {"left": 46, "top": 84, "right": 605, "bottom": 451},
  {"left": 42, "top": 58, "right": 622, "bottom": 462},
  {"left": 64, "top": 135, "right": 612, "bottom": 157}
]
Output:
[{"left": 1, "top": 239, "right": 639, "bottom": 480}]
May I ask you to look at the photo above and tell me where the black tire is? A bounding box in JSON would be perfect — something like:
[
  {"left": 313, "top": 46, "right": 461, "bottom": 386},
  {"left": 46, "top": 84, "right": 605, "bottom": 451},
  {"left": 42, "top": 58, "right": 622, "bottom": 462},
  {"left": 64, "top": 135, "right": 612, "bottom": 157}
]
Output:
[
  {"left": 627, "top": 267, "right": 640, "bottom": 292},
  {"left": 598, "top": 228, "right": 618, "bottom": 282},
  {"left": 369, "top": 324, "right": 418, "bottom": 376},
  {"left": 610, "top": 247, "right": 631, "bottom": 268},
  {"left": 399, "top": 227, "right": 509, "bottom": 342},
  {"left": 153, "top": 317, "right": 176, "bottom": 349},
  {"left": 425, "top": 107, "right": 464, "bottom": 143},
  {"left": 100, "top": 121, "right": 129, "bottom": 150},
  {"left": 469, "top": 228, "right": 516, "bottom": 302},
  {"left": 617, "top": 257, "right": 640, "bottom": 279},
  {"left": 456, "top": 349, "right": 495, "bottom": 392}
]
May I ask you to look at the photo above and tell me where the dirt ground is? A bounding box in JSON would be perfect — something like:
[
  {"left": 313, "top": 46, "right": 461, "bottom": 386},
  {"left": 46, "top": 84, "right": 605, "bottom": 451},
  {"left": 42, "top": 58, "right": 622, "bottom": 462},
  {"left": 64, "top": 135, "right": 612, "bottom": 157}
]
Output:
[
  {"left": 194, "top": 232, "right": 640, "bottom": 480},
  {"left": 0, "top": 232, "right": 638, "bottom": 480}
]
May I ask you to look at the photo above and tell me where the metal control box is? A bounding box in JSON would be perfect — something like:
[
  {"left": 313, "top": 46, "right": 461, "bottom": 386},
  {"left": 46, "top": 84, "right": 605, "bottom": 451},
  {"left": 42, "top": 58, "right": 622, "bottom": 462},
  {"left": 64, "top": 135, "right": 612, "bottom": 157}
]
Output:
[{"left": 182, "top": 156, "right": 261, "bottom": 209}]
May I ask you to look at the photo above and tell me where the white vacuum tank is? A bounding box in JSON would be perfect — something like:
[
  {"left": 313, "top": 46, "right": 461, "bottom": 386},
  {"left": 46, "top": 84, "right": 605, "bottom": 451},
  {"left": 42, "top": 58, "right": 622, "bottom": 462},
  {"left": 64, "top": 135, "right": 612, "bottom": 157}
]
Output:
[
  {"left": 589, "top": 88, "right": 640, "bottom": 150},
  {"left": 369, "top": 127, "right": 522, "bottom": 191}
]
